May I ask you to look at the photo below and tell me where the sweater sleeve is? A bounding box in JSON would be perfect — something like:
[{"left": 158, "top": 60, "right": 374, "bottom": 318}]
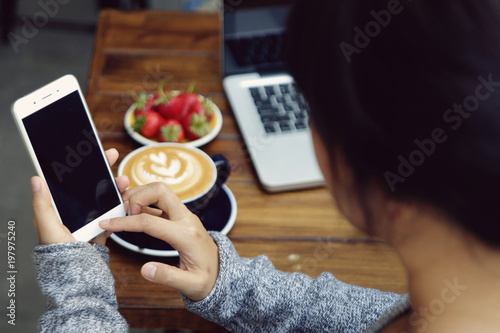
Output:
[
  {"left": 183, "top": 232, "right": 405, "bottom": 333},
  {"left": 33, "top": 242, "right": 128, "bottom": 333}
]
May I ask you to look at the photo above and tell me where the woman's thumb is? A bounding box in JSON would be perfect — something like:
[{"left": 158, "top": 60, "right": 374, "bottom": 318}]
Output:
[
  {"left": 31, "top": 176, "right": 55, "bottom": 221},
  {"left": 142, "top": 263, "right": 159, "bottom": 282},
  {"left": 141, "top": 262, "right": 209, "bottom": 301},
  {"left": 141, "top": 262, "right": 185, "bottom": 289},
  {"left": 31, "top": 176, "right": 73, "bottom": 244}
]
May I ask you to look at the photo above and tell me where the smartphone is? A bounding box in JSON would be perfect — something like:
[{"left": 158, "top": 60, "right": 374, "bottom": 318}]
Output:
[{"left": 11, "top": 74, "right": 126, "bottom": 242}]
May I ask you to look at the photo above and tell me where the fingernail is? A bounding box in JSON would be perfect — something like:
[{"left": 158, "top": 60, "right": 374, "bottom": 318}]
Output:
[
  {"left": 99, "top": 219, "right": 110, "bottom": 226},
  {"left": 31, "top": 178, "right": 40, "bottom": 192},
  {"left": 143, "top": 264, "right": 157, "bottom": 281}
]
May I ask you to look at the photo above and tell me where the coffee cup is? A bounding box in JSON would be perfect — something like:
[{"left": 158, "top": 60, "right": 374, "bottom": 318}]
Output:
[{"left": 118, "top": 143, "right": 231, "bottom": 214}]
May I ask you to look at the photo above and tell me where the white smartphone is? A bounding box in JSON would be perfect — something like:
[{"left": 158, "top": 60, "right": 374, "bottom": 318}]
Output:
[{"left": 11, "top": 74, "right": 126, "bottom": 242}]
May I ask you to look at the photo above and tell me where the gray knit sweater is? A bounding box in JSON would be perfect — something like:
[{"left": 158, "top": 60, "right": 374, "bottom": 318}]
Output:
[{"left": 33, "top": 232, "right": 408, "bottom": 332}]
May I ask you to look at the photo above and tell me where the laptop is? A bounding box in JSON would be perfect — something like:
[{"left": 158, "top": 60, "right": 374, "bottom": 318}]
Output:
[{"left": 222, "top": 0, "right": 325, "bottom": 192}]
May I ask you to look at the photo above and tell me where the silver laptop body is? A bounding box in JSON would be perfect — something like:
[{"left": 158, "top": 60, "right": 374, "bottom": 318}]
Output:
[{"left": 222, "top": 0, "right": 324, "bottom": 192}]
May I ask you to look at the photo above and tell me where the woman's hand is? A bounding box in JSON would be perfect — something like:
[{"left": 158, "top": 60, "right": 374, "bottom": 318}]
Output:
[
  {"left": 99, "top": 182, "right": 219, "bottom": 302},
  {"left": 31, "top": 148, "right": 129, "bottom": 245}
]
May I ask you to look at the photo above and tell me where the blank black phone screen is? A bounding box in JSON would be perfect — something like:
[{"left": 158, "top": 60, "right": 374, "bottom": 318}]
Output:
[{"left": 23, "top": 91, "right": 120, "bottom": 233}]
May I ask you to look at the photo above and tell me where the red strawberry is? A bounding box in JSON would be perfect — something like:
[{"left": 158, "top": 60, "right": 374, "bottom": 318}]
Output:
[
  {"left": 156, "top": 93, "right": 180, "bottom": 119},
  {"left": 158, "top": 93, "right": 198, "bottom": 120},
  {"left": 158, "top": 119, "right": 185, "bottom": 143},
  {"left": 157, "top": 80, "right": 200, "bottom": 120},
  {"left": 133, "top": 111, "right": 165, "bottom": 139},
  {"left": 190, "top": 99, "right": 212, "bottom": 121},
  {"left": 181, "top": 111, "right": 211, "bottom": 140},
  {"left": 130, "top": 91, "right": 157, "bottom": 114},
  {"left": 134, "top": 108, "right": 150, "bottom": 119},
  {"left": 154, "top": 75, "right": 178, "bottom": 118},
  {"left": 178, "top": 93, "right": 200, "bottom": 118}
]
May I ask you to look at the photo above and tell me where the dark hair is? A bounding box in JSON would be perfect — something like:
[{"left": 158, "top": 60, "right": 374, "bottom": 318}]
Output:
[{"left": 285, "top": 0, "right": 500, "bottom": 246}]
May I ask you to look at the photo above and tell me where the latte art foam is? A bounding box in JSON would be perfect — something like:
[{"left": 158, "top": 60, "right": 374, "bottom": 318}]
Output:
[{"left": 122, "top": 146, "right": 215, "bottom": 201}]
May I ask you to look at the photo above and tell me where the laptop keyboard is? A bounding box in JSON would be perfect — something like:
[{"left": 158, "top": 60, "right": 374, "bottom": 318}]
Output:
[
  {"left": 227, "top": 34, "right": 283, "bottom": 67},
  {"left": 249, "top": 83, "right": 310, "bottom": 134}
]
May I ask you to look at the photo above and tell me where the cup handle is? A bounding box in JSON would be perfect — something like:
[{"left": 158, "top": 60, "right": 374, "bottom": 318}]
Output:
[{"left": 211, "top": 154, "right": 231, "bottom": 186}]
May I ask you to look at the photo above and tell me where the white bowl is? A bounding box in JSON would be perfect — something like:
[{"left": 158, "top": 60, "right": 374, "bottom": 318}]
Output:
[{"left": 124, "top": 93, "right": 223, "bottom": 147}]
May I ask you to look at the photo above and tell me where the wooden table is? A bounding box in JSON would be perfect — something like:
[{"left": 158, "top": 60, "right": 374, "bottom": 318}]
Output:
[{"left": 86, "top": 9, "right": 408, "bottom": 330}]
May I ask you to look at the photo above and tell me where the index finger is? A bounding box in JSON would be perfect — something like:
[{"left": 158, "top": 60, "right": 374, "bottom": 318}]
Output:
[
  {"left": 100, "top": 213, "right": 186, "bottom": 249},
  {"left": 123, "top": 182, "right": 190, "bottom": 221}
]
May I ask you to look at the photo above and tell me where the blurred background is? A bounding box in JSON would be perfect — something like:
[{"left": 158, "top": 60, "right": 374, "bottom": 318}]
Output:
[{"left": 0, "top": 1, "right": 218, "bottom": 332}]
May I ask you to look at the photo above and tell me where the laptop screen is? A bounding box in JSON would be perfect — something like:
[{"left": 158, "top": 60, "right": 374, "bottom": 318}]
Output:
[
  {"left": 224, "top": 0, "right": 294, "bottom": 11},
  {"left": 223, "top": 0, "right": 295, "bottom": 76}
]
